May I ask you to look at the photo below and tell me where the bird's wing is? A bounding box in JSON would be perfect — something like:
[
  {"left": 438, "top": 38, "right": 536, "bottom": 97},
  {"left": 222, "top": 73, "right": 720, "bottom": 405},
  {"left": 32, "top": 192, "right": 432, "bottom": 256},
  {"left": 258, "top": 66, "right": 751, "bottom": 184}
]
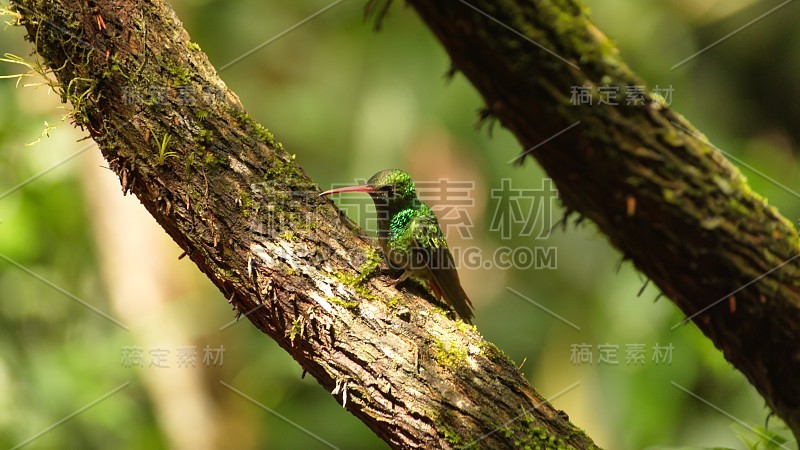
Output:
[{"left": 408, "top": 212, "right": 474, "bottom": 323}]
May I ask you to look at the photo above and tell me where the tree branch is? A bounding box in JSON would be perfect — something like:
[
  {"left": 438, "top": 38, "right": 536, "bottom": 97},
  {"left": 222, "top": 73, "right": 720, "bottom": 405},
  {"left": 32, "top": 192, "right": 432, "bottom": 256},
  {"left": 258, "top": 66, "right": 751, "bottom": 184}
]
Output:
[
  {"left": 405, "top": 0, "right": 800, "bottom": 442},
  {"left": 8, "top": 0, "right": 600, "bottom": 448}
]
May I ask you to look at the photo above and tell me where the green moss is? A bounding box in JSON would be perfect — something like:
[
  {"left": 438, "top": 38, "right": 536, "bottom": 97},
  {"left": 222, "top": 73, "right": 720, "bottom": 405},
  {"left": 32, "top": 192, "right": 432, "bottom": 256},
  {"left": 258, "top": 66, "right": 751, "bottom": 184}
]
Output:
[
  {"left": 143, "top": 92, "right": 160, "bottom": 108},
  {"left": 357, "top": 248, "right": 382, "bottom": 282},
  {"left": 498, "top": 426, "right": 515, "bottom": 439},
  {"left": 218, "top": 269, "right": 237, "bottom": 281},
  {"left": 488, "top": 414, "right": 578, "bottom": 449},
  {"left": 440, "top": 422, "right": 467, "bottom": 448},
  {"left": 662, "top": 188, "right": 677, "bottom": 204},
  {"left": 184, "top": 151, "right": 197, "bottom": 172},
  {"left": 253, "top": 122, "right": 277, "bottom": 146},
  {"left": 281, "top": 230, "right": 296, "bottom": 241},
  {"left": 338, "top": 248, "right": 382, "bottom": 288},
  {"left": 196, "top": 127, "right": 213, "bottom": 147},
  {"left": 261, "top": 156, "right": 307, "bottom": 194},
  {"left": 334, "top": 249, "right": 384, "bottom": 306},
  {"left": 202, "top": 150, "right": 219, "bottom": 167},
  {"left": 454, "top": 318, "right": 477, "bottom": 334},
  {"left": 432, "top": 400, "right": 584, "bottom": 449},
  {"left": 728, "top": 198, "right": 751, "bottom": 217},
  {"left": 187, "top": 41, "right": 201, "bottom": 52},
  {"left": 168, "top": 62, "right": 191, "bottom": 87},
  {"left": 433, "top": 338, "right": 468, "bottom": 368},
  {"left": 239, "top": 190, "right": 255, "bottom": 218},
  {"left": 230, "top": 109, "right": 285, "bottom": 150},
  {"left": 65, "top": 77, "right": 97, "bottom": 124},
  {"left": 386, "top": 296, "right": 403, "bottom": 308},
  {"left": 289, "top": 317, "right": 303, "bottom": 344},
  {"left": 328, "top": 296, "right": 359, "bottom": 312},
  {"left": 431, "top": 409, "right": 473, "bottom": 448},
  {"left": 513, "top": 414, "right": 573, "bottom": 449},
  {"left": 517, "top": 426, "right": 563, "bottom": 449},
  {"left": 335, "top": 271, "right": 377, "bottom": 303},
  {"left": 479, "top": 341, "right": 516, "bottom": 367},
  {"left": 101, "top": 60, "right": 128, "bottom": 80}
]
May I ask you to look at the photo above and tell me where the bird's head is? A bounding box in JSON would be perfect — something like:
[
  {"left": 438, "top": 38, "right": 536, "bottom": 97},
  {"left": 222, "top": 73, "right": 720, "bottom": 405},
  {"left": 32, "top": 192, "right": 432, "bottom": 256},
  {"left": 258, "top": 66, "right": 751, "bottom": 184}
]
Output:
[{"left": 320, "top": 169, "right": 418, "bottom": 214}]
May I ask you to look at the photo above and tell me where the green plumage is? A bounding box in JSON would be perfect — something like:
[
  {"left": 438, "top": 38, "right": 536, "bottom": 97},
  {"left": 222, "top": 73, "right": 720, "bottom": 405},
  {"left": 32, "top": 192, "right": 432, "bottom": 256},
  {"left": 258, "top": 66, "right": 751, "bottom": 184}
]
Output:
[{"left": 321, "top": 169, "right": 475, "bottom": 323}]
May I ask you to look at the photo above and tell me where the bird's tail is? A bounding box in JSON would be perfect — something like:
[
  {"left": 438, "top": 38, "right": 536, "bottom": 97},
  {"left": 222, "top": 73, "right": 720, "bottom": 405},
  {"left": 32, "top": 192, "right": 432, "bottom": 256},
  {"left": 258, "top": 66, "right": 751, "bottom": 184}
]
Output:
[{"left": 429, "top": 276, "right": 474, "bottom": 324}]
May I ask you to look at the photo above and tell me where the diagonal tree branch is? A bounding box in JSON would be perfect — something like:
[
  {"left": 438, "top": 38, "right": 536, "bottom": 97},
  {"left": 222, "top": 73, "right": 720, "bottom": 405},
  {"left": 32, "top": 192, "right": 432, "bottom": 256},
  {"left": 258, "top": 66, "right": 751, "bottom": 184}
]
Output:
[
  {"left": 7, "top": 0, "right": 599, "bottom": 448},
  {"left": 404, "top": 0, "right": 800, "bottom": 442}
]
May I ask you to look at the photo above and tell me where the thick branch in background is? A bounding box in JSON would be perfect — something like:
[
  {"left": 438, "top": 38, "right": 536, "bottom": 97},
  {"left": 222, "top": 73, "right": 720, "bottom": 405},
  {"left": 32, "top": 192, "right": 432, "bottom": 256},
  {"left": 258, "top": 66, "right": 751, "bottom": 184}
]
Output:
[
  {"left": 8, "top": 0, "right": 599, "bottom": 448},
  {"left": 404, "top": 0, "right": 800, "bottom": 442}
]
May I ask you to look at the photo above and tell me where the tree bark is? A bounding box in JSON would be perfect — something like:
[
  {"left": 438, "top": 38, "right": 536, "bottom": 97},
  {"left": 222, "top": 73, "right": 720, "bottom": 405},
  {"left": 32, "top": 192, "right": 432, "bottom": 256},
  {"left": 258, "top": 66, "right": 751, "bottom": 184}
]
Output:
[
  {"left": 404, "top": 0, "right": 800, "bottom": 442},
  {"left": 9, "top": 0, "right": 600, "bottom": 448}
]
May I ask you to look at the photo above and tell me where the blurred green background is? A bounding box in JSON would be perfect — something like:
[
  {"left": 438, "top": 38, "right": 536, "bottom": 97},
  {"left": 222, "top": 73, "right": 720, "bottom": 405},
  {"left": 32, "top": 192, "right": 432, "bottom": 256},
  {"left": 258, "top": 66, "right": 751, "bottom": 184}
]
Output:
[{"left": 1, "top": 0, "right": 799, "bottom": 448}]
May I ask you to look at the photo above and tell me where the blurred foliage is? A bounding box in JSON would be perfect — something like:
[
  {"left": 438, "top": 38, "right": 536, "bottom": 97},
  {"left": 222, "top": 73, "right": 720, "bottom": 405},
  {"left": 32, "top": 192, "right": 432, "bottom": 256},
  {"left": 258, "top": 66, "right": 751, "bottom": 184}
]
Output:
[{"left": 1, "top": 0, "right": 799, "bottom": 448}]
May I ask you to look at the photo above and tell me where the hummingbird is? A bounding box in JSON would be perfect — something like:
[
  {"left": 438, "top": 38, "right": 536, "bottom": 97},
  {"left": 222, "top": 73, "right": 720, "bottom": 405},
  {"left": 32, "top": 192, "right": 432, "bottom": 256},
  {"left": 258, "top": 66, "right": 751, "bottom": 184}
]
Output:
[{"left": 320, "top": 169, "right": 475, "bottom": 323}]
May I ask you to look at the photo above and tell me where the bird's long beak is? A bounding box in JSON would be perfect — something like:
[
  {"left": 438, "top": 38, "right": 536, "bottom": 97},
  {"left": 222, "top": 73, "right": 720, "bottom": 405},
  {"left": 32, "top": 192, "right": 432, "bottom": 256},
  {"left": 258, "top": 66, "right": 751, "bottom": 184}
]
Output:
[{"left": 319, "top": 185, "right": 376, "bottom": 196}]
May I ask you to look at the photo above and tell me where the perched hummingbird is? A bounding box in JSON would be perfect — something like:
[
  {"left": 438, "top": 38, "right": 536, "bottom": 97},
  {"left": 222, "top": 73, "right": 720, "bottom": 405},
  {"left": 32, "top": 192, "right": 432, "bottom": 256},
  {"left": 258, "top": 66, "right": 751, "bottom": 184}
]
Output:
[{"left": 320, "top": 169, "right": 475, "bottom": 323}]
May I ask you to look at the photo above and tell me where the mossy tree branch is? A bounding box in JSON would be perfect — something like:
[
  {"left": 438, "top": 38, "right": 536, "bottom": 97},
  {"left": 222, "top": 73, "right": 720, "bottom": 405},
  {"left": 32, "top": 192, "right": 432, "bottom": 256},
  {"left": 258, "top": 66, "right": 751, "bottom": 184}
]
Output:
[
  {"left": 405, "top": 0, "right": 800, "bottom": 442},
  {"left": 8, "top": 0, "right": 600, "bottom": 448}
]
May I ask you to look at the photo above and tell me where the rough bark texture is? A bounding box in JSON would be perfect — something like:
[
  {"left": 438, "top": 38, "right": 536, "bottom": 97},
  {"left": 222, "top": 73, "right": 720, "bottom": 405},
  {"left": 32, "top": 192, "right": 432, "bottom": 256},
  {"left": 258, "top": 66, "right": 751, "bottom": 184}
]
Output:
[
  {"left": 8, "top": 0, "right": 600, "bottom": 448},
  {"left": 404, "top": 0, "right": 800, "bottom": 442}
]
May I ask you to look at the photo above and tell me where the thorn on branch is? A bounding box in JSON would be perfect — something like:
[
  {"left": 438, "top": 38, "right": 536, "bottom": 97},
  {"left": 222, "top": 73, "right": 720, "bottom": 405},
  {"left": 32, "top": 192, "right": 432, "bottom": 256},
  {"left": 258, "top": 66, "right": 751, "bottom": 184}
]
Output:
[
  {"left": 637, "top": 279, "right": 650, "bottom": 297},
  {"left": 180, "top": 246, "right": 195, "bottom": 260},
  {"left": 94, "top": 10, "right": 106, "bottom": 31},
  {"left": 572, "top": 214, "right": 586, "bottom": 227},
  {"left": 120, "top": 168, "right": 128, "bottom": 193},
  {"left": 332, "top": 377, "right": 349, "bottom": 408},
  {"left": 549, "top": 210, "right": 570, "bottom": 235},
  {"left": 444, "top": 62, "right": 459, "bottom": 83},
  {"left": 476, "top": 104, "right": 498, "bottom": 137},
  {"left": 364, "top": 0, "right": 393, "bottom": 32}
]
